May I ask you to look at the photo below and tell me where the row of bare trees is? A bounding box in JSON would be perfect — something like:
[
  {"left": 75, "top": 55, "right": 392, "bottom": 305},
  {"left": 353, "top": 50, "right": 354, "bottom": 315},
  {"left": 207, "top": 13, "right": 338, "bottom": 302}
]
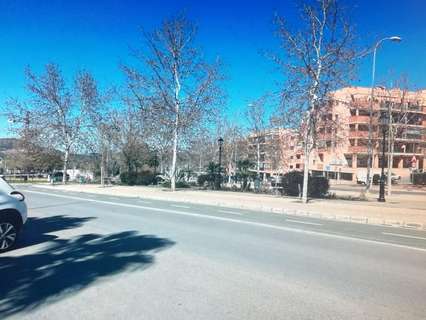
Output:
[
  {"left": 3, "top": 1, "right": 411, "bottom": 200},
  {"left": 3, "top": 14, "right": 225, "bottom": 190}
]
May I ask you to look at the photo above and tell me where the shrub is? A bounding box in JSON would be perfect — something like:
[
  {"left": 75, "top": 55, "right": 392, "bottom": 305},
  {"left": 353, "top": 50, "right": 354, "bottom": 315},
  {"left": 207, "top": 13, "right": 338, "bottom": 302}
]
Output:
[
  {"left": 413, "top": 172, "right": 426, "bottom": 185},
  {"left": 161, "top": 180, "right": 190, "bottom": 188},
  {"left": 282, "top": 171, "right": 304, "bottom": 196},
  {"left": 308, "top": 176, "right": 329, "bottom": 198},
  {"left": 197, "top": 174, "right": 209, "bottom": 187},
  {"left": 120, "top": 171, "right": 156, "bottom": 186},
  {"left": 281, "top": 171, "right": 329, "bottom": 198}
]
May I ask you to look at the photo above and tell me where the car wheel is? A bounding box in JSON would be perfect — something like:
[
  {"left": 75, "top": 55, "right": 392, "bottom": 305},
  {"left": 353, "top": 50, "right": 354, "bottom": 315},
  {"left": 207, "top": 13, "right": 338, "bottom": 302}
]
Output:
[{"left": 0, "top": 219, "right": 18, "bottom": 252}]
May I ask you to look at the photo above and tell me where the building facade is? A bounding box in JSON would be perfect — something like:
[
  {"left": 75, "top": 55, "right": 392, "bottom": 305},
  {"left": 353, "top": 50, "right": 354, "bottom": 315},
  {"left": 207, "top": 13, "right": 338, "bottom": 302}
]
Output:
[{"left": 249, "top": 87, "right": 426, "bottom": 182}]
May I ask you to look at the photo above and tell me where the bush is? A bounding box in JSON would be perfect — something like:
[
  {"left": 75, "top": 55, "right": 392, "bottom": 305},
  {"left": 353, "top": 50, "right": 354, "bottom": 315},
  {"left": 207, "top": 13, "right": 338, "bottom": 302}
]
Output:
[
  {"left": 197, "top": 173, "right": 218, "bottom": 188},
  {"left": 372, "top": 174, "right": 380, "bottom": 185},
  {"left": 281, "top": 171, "right": 329, "bottom": 198},
  {"left": 197, "top": 174, "right": 209, "bottom": 187},
  {"left": 413, "top": 172, "right": 426, "bottom": 185},
  {"left": 120, "top": 171, "right": 156, "bottom": 186},
  {"left": 161, "top": 180, "right": 190, "bottom": 188},
  {"left": 308, "top": 176, "right": 329, "bottom": 198},
  {"left": 282, "top": 171, "right": 304, "bottom": 196}
]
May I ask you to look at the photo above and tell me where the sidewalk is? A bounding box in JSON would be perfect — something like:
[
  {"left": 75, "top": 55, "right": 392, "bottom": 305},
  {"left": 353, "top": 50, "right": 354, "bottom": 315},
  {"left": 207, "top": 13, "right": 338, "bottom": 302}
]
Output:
[{"left": 29, "top": 183, "right": 426, "bottom": 230}]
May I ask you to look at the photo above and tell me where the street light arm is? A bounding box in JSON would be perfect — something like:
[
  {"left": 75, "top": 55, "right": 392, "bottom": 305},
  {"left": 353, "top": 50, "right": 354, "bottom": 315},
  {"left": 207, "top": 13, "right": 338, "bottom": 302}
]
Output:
[{"left": 362, "top": 36, "right": 402, "bottom": 56}]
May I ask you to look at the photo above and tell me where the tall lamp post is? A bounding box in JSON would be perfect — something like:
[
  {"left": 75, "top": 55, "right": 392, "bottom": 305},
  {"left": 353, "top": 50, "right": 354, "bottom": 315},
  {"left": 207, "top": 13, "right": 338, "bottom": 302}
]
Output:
[
  {"left": 366, "top": 36, "right": 401, "bottom": 192},
  {"left": 378, "top": 113, "right": 389, "bottom": 202},
  {"left": 217, "top": 137, "right": 224, "bottom": 189}
]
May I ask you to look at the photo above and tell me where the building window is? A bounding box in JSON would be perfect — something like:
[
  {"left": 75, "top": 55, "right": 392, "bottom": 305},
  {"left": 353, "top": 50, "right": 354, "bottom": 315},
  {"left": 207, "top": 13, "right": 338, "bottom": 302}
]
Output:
[
  {"left": 349, "top": 139, "right": 355, "bottom": 146},
  {"left": 358, "top": 139, "right": 368, "bottom": 146},
  {"left": 345, "top": 154, "right": 352, "bottom": 167},
  {"left": 357, "top": 155, "right": 368, "bottom": 168},
  {"left": 358, "top": 109, "right": 370, "bottom": 116},
  {"left": 290, "top": 165, "right": 293, "bottom": 169},
  {"left": 319, "top": 153, "right": 324, "bottom": 162},
  {"left": 296, "top": 154, "right": 301, "bottom": 160},
  {"left": 358, "top": 124, "right": 369, "bottom": 131},
  {"left": 296, "top": 164, "right": 300, "bottom": 169}
]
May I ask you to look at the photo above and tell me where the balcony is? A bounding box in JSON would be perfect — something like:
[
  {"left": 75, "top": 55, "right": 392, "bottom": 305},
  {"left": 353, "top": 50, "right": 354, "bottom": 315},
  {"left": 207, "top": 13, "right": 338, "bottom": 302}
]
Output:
[
  {"left": 348, "top": 145, "right": 368, "bottom": 153},
  {"left": 349, "top": 115, "right": 371, "bottom": 124},
  {"left": 349, "top": 131, "right": 369, "bottom": 138}
]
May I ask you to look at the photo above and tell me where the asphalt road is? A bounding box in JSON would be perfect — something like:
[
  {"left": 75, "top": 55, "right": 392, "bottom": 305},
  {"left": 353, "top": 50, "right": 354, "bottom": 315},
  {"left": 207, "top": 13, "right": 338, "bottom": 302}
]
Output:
[{"left": 1, "top": 186, "right": 426, "bottom": 320}]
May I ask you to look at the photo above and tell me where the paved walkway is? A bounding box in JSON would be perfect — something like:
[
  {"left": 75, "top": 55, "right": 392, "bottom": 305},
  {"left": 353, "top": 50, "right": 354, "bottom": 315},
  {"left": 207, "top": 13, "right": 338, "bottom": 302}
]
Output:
[{"left": 28, "top": 183, "right": 426, "bottom": 229}]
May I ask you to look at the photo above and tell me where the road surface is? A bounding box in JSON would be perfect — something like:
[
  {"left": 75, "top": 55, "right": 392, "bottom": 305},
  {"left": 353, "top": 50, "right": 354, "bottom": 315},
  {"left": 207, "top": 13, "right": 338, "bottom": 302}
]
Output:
[{"left": 1, "top": 186, "right": 426, "bottom": 319}]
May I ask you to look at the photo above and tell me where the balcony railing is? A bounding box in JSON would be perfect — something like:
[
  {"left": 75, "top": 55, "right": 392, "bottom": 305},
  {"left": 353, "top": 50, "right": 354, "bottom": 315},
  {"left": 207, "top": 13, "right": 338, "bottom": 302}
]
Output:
[
  {"left": 348, "top": 145, "right": 368, "bottom": 153},
  {"left": 349, "top": 131, "right": 370, "bottom": 138},
  {"left": 349, "top": 115, "right": 371, "bottom": 124}
]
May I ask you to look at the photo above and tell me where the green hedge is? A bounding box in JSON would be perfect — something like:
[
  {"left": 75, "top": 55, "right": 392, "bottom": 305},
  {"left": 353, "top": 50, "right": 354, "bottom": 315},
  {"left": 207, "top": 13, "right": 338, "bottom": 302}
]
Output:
[
  {"left": 413, "top": 172, "right": 426, "bottom": 185},
  {"left": 197, "top": 173, "right": 218, "bottom": 188},
  {"left": 161, "top": 181, "right": 190, "bottom": 188},
  {"left": 282, "top": 171, "right": 329, "bottom": 198},
  {"left": 120, "top": 171, "right": 157, "bottom": 186}
]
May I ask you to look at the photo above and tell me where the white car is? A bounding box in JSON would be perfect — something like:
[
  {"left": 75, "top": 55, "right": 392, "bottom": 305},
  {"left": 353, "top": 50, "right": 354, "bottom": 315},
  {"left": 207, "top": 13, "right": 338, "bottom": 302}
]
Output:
[{"left": 0, "top": 177, "right": 28, "bottom": 252}]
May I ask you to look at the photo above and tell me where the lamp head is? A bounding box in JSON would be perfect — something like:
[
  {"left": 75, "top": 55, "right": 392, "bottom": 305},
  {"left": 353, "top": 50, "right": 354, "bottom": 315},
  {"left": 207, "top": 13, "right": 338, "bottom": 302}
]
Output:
[{"left": 389, "top": 36, "right": 402, "bottom": 42}]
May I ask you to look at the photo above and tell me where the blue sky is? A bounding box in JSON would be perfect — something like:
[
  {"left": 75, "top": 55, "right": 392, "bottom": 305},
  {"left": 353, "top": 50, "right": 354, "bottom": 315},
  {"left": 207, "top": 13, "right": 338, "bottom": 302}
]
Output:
[{"left": 1, "top": 0, "right": 425, "bottom": 137}]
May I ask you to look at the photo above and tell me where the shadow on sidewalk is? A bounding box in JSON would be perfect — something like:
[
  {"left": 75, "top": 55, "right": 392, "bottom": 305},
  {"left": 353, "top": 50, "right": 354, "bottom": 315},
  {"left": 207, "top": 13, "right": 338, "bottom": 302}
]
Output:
[{"left": 0, "top": 216, "right": 175, "bottom": 318}]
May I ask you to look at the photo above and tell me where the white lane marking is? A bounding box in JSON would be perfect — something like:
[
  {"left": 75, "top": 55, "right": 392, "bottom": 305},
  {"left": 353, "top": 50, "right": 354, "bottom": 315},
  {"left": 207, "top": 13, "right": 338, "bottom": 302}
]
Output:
[
  {"left": 382, "top": 232, "right": 426, "bottom": 241},
  {"left": 218, "top": 210, "right": 243, "bottom": 216},
  {"left": 25, "top": 190, "right": 426, "bottom": 253},
  {"left": 138, "top": 200, "right": 152, "bottom": 204},
  {"left": 286, "top": 219, "right": 323, "bottom": 226},
  {"left": 171, "top": 204, "right": 190, "bottom": 209}
]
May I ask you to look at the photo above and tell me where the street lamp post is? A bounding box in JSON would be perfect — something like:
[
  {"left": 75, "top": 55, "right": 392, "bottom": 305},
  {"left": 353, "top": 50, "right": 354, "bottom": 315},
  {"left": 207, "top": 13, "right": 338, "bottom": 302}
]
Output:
[
  {"left": 378, "top": 113, "right": 389, "bottom": 202},
  {"left": 366, "top": 36, "right": 401, "bottom": 192},
  {"left": 217, "top": 137, "right": 224, "bottom": 189}
]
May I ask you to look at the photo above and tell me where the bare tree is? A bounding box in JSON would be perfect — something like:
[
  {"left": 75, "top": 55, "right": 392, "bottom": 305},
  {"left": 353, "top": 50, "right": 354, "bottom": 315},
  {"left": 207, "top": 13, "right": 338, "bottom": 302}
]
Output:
[
  {"left": 110, "top": 106, "right": 147, "bottom": 177},
  {"left": 377, "top": 79, "right": 421, "bottom": 195},
  {"left": 76, "top": 71, "right": 114, "bottom": 186},
  {"left": 221, "top": 122, "right": 247, "bottom": 185},
  {"left": 246, "top": 96, "right": 270, "bottom": 180},
  {"left": 272, "top": 0, "right": 357, "bottom": 202},
  {"left": 123, "top": 14, "right": 224, "bottom": 191},
  {"left": 6, "top": 64, "right": 84, "bottom": 183}
]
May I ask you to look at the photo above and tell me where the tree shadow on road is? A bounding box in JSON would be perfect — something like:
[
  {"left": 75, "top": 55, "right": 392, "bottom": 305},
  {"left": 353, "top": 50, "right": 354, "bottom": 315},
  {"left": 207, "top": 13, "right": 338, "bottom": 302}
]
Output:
[
  {"left": 16, "top": 215, "right": 96, "bottom": 248},
  {"left": 0, "top": 216, "right": 174, "bottom": 318}
]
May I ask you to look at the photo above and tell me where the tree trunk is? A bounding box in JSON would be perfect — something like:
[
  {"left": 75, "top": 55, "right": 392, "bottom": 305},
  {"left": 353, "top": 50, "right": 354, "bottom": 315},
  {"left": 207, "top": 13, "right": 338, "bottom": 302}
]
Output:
[
  {"left": 100, "top": 149, "right": 105, "bottom": 187},
  {"left": 257, "top": 139, "right": 260, "bottom": 179},
  {"left": 386, "top": 103, "right": 393, "bottom": 196},
  {"left": 171, "top": 118, "right": 178, "bottom": 191},
  {"left": 365, "top": 111, "right": 373, "bottom": 193},
  {"left": 387, "top": 135, "right": 394, "bottom": 196},
  {"left": 302, "top": 139, "right": 310, "bottom": 203},
  {"left": 171, "top": 62, "right": 181, "bottom": 192},
  {"left": 62, "top": 149, "right": 69, "bottom": 184}
]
